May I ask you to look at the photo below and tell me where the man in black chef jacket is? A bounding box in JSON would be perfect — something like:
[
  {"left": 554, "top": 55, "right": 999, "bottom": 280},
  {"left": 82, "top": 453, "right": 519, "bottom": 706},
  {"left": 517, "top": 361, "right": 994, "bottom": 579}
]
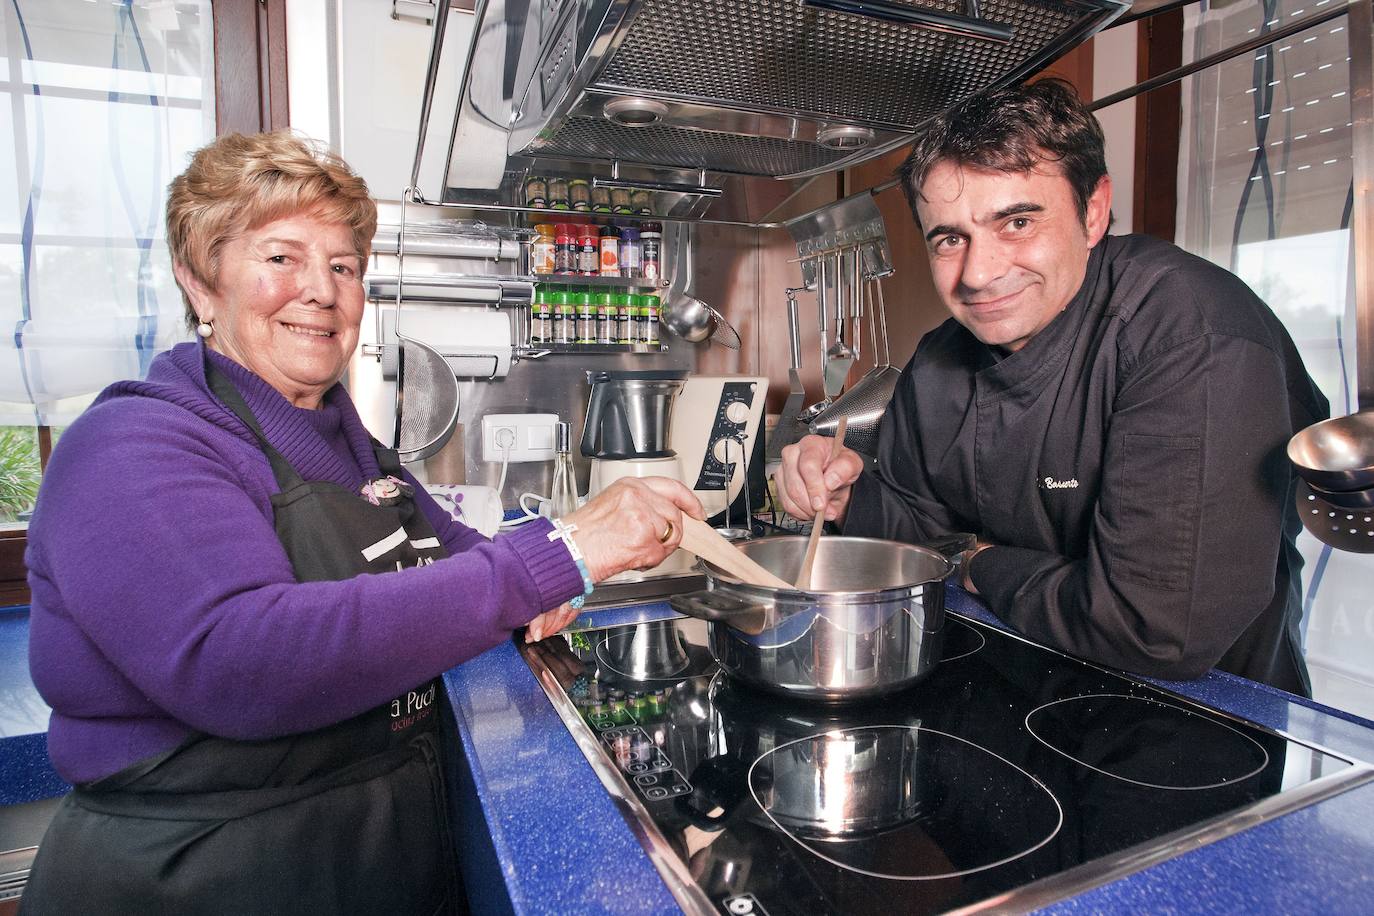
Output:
[{"left": 773, "top": 79, "right": 1328, "bottom": 695}]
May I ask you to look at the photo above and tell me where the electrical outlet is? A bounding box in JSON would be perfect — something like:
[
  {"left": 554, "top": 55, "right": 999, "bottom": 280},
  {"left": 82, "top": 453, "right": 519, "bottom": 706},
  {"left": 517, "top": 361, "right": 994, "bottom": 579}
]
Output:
[{"left": 482, "top": 413, "right": 559, "bottom": 463}]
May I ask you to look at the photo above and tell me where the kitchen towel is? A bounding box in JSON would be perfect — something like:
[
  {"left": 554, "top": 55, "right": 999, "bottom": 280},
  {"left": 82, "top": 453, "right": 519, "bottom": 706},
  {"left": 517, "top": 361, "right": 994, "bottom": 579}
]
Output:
[{"left": 426, "top": 484, "right": 503, "bottom": 538}]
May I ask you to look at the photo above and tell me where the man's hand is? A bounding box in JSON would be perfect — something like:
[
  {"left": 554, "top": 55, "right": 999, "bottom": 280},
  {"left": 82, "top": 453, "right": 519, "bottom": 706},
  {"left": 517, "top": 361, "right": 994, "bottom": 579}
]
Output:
[{"left": 773, "top": 434, "right": 865, "bottom": 525}]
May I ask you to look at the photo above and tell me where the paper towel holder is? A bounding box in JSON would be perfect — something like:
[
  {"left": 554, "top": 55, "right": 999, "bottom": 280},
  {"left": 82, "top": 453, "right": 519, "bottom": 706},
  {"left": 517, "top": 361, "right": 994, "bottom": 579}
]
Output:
[{"left": 380, "top": 307, "right": 514, "bottom": 381}]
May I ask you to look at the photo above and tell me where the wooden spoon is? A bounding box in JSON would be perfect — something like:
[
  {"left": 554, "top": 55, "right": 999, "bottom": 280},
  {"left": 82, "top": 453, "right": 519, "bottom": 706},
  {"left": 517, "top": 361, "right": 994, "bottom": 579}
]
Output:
[
  {"left": 677, "top": 516, "right": 794, "bottom": 590},
  {"left": 794, "top": 417, "right": 848, "bottom": 590}
]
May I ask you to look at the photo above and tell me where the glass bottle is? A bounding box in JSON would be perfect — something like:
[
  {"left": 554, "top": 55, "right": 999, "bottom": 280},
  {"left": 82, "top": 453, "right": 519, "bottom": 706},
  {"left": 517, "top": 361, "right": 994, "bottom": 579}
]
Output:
[
  {"left": 599, "top": 225, "right": 621, "bottom": 277},
  {"left": 569, "top": 178, "right": 591, "bottom": 212},
  {"left": 594, "top": 292, "right": 615, "bottom": 344},
  {"left": 548, "top": 176, "right": 570, "bottom": 211},
  {"left": 640, "top": 223, "right": 662, "bottom": 282},
  {"left": 619, "top": 228, "right": 643, "bottom": 279},
  {"left": 631, "top": 188, "right": 653, "bottom": 215},
  {"left": 549, "top": 422, "right": 581, "bottom": 519},
  {"left": 590, "top": 185, "right": 612, "bottom": 213},
  {"left": 530, "top": 223, "right": 556, "bottom": 275},
  {"left": 574, "top": 291, "right": 596, "bottom": 344},
  {"left": 524, "top": 176, "right": 548, "bottom": 209},
  {"left": 530, "top": 288, "right": 552, "bottom": 344},
  {"left": 554, "top": 224, "right": 577, "bottom": 275},
  {"left": 552, "top": 292, "right": 574, "bottom": 344},
  {"left": 614, "top": 292, "right": 635, "bottom": 344},
  {"left": 643, "top": 294, "right": 660, "bottom": 346}
]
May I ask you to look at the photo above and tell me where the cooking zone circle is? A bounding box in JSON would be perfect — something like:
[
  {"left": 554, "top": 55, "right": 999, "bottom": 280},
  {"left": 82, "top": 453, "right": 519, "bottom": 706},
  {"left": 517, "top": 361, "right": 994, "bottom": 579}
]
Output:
[
  {"left": 937, "top": 618, "right": 986, "bottom": 663},
  {"left": 1024, "top": 694, "right": 1270, "bottom": 790},
  {"left": 747, "top": 725, "right": 1062, "bottom": 881}
]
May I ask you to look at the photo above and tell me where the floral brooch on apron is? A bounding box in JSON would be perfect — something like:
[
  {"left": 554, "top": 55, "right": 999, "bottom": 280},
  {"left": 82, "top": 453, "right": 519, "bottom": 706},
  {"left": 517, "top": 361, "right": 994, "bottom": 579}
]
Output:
[{"left": 359, "top": 475, "right": 414, "bottom": 507}]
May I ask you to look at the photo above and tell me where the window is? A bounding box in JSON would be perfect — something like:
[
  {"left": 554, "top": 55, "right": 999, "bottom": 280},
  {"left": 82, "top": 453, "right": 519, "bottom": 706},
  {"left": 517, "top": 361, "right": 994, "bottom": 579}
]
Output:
[
  {"left": 1171, "top": 1, "right": 1370, "bottom": 718},
  {"left": 0, "top": 0, "right": 215, "bottom": 527}
]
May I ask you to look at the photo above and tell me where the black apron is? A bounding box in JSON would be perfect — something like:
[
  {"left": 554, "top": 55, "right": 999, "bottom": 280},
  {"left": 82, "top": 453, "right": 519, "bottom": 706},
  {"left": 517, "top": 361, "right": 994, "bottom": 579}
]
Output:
[{"left": 23, "top": 365, "right": 460, "bottom": 916}]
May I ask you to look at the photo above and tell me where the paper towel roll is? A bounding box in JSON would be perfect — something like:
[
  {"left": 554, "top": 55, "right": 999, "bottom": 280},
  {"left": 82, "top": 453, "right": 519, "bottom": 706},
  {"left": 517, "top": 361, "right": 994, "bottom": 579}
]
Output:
[{"left": 426, "top": 484, "right": 503, "bottom": 538}]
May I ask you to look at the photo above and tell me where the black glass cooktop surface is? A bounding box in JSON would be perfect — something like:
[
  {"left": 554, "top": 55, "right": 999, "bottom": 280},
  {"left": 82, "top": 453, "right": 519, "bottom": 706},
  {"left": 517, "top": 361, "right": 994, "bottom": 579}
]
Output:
[{"left": 523, "top": 615, "right": 1367, "bottom": 915}]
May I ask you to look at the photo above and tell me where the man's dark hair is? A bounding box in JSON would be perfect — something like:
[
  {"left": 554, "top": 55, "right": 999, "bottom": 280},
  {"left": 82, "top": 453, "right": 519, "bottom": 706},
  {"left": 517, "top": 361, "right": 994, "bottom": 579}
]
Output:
[{"left": 897, "top": 79, "right": 1107, "bottom": 226}]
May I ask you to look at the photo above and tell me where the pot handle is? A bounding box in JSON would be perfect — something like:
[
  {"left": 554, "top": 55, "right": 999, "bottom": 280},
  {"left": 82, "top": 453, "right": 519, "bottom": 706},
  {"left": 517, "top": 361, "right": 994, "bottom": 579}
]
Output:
[
  {"left": 922, "top": 532, "right": 978, "bottom": 566},
  {"left": 669, "top": 590, "right": 769, "bottom": 636}
]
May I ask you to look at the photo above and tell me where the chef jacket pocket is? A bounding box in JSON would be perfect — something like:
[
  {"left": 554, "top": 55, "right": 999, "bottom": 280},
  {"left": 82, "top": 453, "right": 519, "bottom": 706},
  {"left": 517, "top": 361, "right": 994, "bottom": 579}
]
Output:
[{"left": 1115, "top": 433, "right": 1201, "bottom": 591}]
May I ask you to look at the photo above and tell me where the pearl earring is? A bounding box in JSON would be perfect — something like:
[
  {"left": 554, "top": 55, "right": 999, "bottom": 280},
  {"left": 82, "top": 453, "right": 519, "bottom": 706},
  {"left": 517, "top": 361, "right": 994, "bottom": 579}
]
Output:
[{"left": 196, "top": 320, "right": 213, "bottom": 339}]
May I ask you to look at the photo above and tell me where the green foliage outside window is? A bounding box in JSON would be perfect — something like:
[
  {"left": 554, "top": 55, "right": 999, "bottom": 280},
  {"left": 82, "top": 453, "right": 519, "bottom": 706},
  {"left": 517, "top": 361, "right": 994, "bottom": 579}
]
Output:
[{"left": 0, "top": 427, "right": 44, "bottom": 522}]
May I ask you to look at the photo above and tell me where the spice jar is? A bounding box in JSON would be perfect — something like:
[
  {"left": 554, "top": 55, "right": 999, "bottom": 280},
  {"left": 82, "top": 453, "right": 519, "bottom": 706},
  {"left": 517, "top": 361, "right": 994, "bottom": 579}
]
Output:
[
  {"left": 640, "top": 223, "right": 662, "bottom": 282},
  {"left": 633, "top": 297, "right": 649, "bottom": 344},
  {"left": 610, "top": 187, "right": 633, "bottom": 214},
  {"left": 530, "top": 288, "right": 552, "bottom": 344},
  {"left": 599, "top": 225, "right": 621, "bottom": 277},
  {"left": 642, "top": 294, "right": 660, "bottom": 346},
  {"left": 591, "top": 185, "right": 612, "bottom": 213},
  {"left": 613, "top": 293, "right": 635, "bottom": 344},
  {"left": 594, "top": 292, "right": 615, "bottom": 344},
  {"left": 569, "top": 178, "right": 591, "bottom": 212},
  {"left": 574, "top": 292, "right": 596, "bottom": 343},
  {"left": 554, "top": 224, "right": 577, "bottom": 275},
  {"left": 548, "top": 176, "right": 570, "bottom": 211},
  {"left": 531, "top": 223, "right": 556, "bottom": 275},
  {"left": 577, "top": 227, "right": 600, "bottom": 276},
  {"left": 552, "top": 293, "right": 575, "bottom": 344},
  {"left": 524, "top": 176, "right": 547, "bottom": 209},
  {"left": 618, "top": 228, "right": 642, "bottom": 279},
  {"left": 631, "top": 188, "right": 653, "bottom": 215}
]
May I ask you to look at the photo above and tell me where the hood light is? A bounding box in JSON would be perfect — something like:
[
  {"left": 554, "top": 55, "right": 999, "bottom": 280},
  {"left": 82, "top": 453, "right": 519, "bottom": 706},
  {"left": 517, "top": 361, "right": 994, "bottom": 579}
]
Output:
[
  {"left": 602, "top": 97, "right": 670, "bottom": 128},
  {"left": 816, "top": 124, "right": 875, "bottom": 150}
]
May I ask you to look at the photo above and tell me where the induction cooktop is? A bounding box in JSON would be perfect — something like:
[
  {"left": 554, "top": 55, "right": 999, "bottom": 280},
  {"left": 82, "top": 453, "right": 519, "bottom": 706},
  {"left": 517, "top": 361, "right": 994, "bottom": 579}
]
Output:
[{"left": 521, "top": 614, "right": 1373, "bottom": 915}]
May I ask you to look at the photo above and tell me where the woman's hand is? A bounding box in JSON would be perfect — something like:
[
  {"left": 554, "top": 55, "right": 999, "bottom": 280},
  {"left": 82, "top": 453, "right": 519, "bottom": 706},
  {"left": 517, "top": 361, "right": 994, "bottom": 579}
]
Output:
[
  {"left": 773, "top": 434, "right": 865, "bottom": 524},
  {"left": 565, "top": 476, "right": 705, "bottom": 581},
  {"left": 525, "top": 602, "right": 582, "bottom": 643}
]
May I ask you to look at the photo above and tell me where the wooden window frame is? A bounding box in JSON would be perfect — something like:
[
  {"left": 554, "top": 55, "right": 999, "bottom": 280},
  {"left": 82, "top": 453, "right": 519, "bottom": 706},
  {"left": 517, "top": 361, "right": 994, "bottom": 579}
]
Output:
[
  {"left": 1133, "top": 11, "right": 1184, "bottom": 240},
  {"left": 212, "top": 0, "right": 290, "bottom": 135}
]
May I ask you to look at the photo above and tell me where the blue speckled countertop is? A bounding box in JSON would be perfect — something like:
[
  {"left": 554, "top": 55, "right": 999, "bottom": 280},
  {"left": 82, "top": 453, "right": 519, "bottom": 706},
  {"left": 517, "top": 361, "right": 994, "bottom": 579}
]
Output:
[{"left": 442, "top": 587, "right": 1374, "bottom": 915}]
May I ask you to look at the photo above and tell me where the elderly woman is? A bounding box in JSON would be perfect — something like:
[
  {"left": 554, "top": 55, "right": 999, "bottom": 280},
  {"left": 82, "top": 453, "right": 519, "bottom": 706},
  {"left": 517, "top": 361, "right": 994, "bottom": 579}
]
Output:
[{"left": 21, "top": 131, "right": 701, "bottom": 915}]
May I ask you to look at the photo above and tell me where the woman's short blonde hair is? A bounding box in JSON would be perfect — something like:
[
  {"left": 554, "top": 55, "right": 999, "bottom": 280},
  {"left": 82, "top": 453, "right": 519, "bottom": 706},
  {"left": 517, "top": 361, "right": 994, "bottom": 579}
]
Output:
[{"left": 166, "top": 130, "right": 377, "bottom": 327}]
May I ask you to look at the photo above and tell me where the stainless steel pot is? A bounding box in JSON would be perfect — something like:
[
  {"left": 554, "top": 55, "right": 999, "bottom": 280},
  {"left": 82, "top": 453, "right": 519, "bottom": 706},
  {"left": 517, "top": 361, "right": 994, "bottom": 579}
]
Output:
[{"left": 669, "top": 535, "right": 971, "bottom": 701}]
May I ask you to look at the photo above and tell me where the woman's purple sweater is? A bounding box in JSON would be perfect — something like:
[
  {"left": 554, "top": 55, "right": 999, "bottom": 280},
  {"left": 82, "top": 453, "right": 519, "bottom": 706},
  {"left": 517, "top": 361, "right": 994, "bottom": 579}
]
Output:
[{"left": 26, "top": 342, "right": 584, "bottom": 784}]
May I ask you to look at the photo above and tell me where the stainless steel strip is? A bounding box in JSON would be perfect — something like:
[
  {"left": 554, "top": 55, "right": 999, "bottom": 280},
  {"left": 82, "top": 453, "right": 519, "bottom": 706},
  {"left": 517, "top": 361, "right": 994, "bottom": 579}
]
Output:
[
  {"left": 409, "top": 0, "right": 450, "bottom": 190},
  {"left": 800, "top": 0, "right": 1015, "bottom": 44},
  {"left": 1088, "top": 4, "right": 1349, "bottom": 112},
  {"left": 952, "top": 764, "right": 1374, "bottom": 915},
  {"left": 519, "top": 639, "right": 718, "bottom": 916},
  {"left": 1349, "top": 0, "right": 1373, "bottom": 408}
]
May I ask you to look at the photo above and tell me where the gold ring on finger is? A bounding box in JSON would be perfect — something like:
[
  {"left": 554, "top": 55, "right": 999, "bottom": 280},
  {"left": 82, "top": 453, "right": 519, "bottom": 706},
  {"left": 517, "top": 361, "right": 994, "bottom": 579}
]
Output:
[{"left": 658, "top": 521, "right": 675, "bottom": 544}]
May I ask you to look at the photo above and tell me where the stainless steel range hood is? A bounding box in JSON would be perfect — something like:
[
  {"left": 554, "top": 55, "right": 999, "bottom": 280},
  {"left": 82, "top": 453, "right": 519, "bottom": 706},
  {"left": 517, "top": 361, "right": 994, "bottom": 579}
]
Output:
[{"left": 432, "top": 0, "right": 1127, "bottom": 204}]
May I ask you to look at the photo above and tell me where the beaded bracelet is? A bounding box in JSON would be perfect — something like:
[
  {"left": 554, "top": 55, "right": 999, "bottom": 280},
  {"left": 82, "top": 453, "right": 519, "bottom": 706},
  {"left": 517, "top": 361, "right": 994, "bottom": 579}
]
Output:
[{"left": 547, "top": 518, "right": 595, "bottom": 609}]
